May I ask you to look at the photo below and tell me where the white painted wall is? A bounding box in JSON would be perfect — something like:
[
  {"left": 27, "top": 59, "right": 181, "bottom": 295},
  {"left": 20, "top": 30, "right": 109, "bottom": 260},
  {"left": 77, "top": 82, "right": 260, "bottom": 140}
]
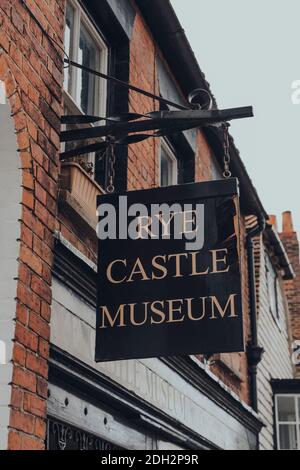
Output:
[
  {"left": 255, "top": 237, "right": 294, "bottom": 450},
  {"left": 0, "top": 82, "right": 22, "bottom": 449}
]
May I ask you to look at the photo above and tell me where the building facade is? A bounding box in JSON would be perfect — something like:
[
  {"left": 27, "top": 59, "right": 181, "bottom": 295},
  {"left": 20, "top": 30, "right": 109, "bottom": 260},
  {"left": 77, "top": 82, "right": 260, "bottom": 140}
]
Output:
[
  {"left": 280, "top": 212, "right": 300, "bottom": 378},
  {"left": 273, "top": 212, "right": 300, "bottom": 451},
  {"left": 0, "top": 0, "right": 298, "bottom": 451},
  {"left": 253, "top": 217, "right": 294, "bottom": 449}
]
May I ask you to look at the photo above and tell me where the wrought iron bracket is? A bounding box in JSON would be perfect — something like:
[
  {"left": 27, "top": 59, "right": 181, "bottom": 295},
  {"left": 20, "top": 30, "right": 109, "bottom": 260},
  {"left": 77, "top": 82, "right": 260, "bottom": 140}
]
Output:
[{"left": 60, "top": 106, "right": 253, "bottom": 160}]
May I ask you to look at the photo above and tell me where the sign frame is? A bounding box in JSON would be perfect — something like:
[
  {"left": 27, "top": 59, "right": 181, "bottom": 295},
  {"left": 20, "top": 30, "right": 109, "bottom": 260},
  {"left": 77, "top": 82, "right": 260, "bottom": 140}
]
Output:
[{"left": 95, "top": 178, "right": 244, "bottom": 362}]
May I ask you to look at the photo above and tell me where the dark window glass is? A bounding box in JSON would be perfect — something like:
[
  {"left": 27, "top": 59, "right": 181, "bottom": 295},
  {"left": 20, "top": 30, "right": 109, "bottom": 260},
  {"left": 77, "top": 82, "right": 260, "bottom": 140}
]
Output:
[{"left": 78, "top": 25, "right": 99, "bottom": 115}]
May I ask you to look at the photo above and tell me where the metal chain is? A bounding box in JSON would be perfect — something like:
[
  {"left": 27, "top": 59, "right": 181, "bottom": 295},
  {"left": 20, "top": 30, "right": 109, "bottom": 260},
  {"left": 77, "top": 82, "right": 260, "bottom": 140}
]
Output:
[
  {"left": 106, "top": 141, "right": 116, "bottom": 193},
  {"left": 222, "top": 122, "right": 231, "bottom": 179}
]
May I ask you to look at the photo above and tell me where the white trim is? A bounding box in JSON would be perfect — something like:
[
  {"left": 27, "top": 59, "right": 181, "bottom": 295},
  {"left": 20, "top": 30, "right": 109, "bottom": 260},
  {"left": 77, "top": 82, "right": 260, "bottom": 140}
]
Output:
[
  {"left": 0, "top": 341, "right": 6, "bottom": 365},
  {"left": 63, "top": 0, "right": 108, "bottom": 171},
  {"left": 0, "top": 81, "right": 6, "bottom": 104},
  {"left": 275, "top": 394, "right": 300, "bottom": 450},
  {"left": 159, "top": 139, "right": 178, "bottom": 187},
  {"left": 0, "top": 86, "right": 22, "bottom": 449}
]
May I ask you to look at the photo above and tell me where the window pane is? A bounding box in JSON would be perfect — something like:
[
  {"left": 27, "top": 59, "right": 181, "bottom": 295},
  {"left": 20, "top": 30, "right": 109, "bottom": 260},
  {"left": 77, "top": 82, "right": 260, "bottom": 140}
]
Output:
[
  {"left": 77, "top": 25, "right": 99, "bottom": 114},
  {"left": 160, "top": 150, "right": 171, "bottom": 187},
  {"left": 160, "top": 147, "right": 177, "bottom": 187},
  {"left": 64, "top": 2, "right": 74, "bottom": 93},
  {"left": 265, "top": 254, "right": 278, "bottom": 318},
  {"left": 279, "top": 424, "right": 297, "bottom": 450},
  {"left": 277, "top": 396, "right": 296, "bottom": 422}
]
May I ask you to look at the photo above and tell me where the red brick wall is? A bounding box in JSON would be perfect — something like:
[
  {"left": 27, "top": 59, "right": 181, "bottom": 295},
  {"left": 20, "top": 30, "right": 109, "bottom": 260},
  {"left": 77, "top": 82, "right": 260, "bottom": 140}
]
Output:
[
  {"left": 128, "top": 13, "right": 160, "bottom": 190},
  {"left": 280, "top": 212, "right": 300, "bottom": 375},
  {"left": 0, "top": 0, "right": 65, "bottom": 450},
  {"left": 195, "top": 131, "right": 212, "bottom": 181}
]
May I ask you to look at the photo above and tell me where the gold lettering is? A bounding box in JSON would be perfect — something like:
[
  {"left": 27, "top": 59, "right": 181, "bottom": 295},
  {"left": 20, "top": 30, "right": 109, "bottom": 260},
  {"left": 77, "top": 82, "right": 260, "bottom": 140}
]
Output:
[
  {"left": 150, "top": 301, "right": 166, "bottom": 324},
  {"left": 127, "top": 258, "right": 150, "bottom": 282},
  {"left": 168, "top": 253, "right": 188, "bottom": 278},
  {"left": 100, "top": 305, "right": 126, "bottom": 328},
  {"left": 210, "top": 294, "right": 237, "bottom": 319},
  {"left": 130, "top": 303, "right": 147, "bottom": 326},
  {"left": 186, "top": 297, "right": 206, "bottom": 320},
  {"left": 211, "top": 249, "right": 230, "bottom": 274},
  {"left": 181, "top": 210, "right": 198, "bottom": 235},
  {"left": 106, "top": 259, "right": 127, "bottom": 284},
  {"left": 136, "top": 216, "right": 156, "bottom": 239},
  {"left": 190, "top": 251, "right": 209, "bottom": 276},
  {"left": 152, "top": 255, "right": 168, "bottom": 280},
  {"left": 167, "top": 299, "right": 185, "bottom": 323},
  {"left": 155, "top": 212, "right": 177, "bottom": 237}
]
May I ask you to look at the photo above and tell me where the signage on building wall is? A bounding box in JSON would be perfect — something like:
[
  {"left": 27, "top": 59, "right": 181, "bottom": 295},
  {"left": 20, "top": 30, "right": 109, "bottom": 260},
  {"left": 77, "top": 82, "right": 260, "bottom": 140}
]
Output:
[{"left": 95, "top": 178, "right": 244, "bottom": 362}]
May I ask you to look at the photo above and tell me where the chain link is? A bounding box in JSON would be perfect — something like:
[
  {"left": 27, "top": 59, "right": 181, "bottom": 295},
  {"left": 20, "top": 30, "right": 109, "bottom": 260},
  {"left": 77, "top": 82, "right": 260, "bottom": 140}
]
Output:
[
  {"left": 222, "top": 122, "right": 231, "bottom": 179},
  {"left": 105, "top": 124, "right": 231, "bottom": 190},
  {"left": 106, "top": 142, "right": 116, "bottom": 193}
]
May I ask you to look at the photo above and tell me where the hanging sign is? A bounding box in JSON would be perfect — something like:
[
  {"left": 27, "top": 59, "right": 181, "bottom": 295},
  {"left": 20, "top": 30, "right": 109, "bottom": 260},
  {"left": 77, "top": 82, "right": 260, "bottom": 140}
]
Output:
[{"left": 95, "top": 178, "right": 244, "bottom": 362}]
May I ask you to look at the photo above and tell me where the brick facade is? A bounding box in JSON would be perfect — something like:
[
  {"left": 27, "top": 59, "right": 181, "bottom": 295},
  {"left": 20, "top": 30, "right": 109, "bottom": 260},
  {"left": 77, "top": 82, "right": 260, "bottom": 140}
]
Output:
[
  {"left": 128, "top": 13, "right": 159, "bottom": 190},
  {"left": 280, "top": 212, "right": 300, "bottom": 377},
  {"left": 0, "top": 0, "right": 65, "bottom": 450}
]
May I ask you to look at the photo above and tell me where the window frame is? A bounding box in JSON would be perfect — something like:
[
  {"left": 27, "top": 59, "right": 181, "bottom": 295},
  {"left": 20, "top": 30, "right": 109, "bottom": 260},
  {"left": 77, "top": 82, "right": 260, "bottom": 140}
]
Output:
[
  {"left": 159, "top": 139, "right": 178, "bottom": 187},
  {"left": 62, "top": 0, "right": 109, "bottom": 187},
  {"left": 275, "top": 394, "right": 300, "bottom": 450},
  {"left": 265, "top": 251, "right": 281, "bottom": 326},
  {"left": 67, "top": 0, "right": 130, "bottom": 193},
  {"left": 64, "top": 0, "right": 108, "bottom": 118}
]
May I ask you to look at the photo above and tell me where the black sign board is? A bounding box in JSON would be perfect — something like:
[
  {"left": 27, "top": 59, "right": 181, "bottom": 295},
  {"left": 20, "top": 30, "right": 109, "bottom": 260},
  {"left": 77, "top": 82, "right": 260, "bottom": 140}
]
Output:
[{"left": 95, "top": 179, "right": 244, "bottom": 362}]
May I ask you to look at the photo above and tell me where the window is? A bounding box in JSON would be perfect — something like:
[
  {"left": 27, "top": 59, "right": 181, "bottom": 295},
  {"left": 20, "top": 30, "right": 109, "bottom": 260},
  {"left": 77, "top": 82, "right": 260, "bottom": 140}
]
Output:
[
  {"left": 275, "top": 395, "right": 300, "bottom": 450},
  {"left": 64, "top": 0, "right": 107, "bottom": 116},
  {"left": 265, "top": 252, "right": 280, "bottom": 323},
  {"left": 160, "top": 140, "right": 178, "bottom": 187},
  {"left": 63, "top": 0, "right": 108, "bottom": 183}
]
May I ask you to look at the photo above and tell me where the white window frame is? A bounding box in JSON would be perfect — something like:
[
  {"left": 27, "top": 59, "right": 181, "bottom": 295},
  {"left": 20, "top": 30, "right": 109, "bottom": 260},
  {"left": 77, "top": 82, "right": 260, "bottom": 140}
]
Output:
[
  {"left": 275, "top": 394, "right": 300, "bottom": 450},
  {"left": 265, "top": 251, "right": 281, "bottom": 327},
  {"left": 159, "top": 139, "right": 178, "bottom": 187},
  {"left": 63, "top": 0, "right": 108, "bottom": 177},
  {"left": 64, "top": 0, "right": 108, "bottom": 118}
]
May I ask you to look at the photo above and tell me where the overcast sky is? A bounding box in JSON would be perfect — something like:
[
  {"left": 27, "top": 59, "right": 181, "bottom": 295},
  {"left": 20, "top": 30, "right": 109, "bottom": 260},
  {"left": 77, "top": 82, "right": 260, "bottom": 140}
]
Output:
[{"left": 171, "top": 0, "right": 300, "bottom": 234}]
